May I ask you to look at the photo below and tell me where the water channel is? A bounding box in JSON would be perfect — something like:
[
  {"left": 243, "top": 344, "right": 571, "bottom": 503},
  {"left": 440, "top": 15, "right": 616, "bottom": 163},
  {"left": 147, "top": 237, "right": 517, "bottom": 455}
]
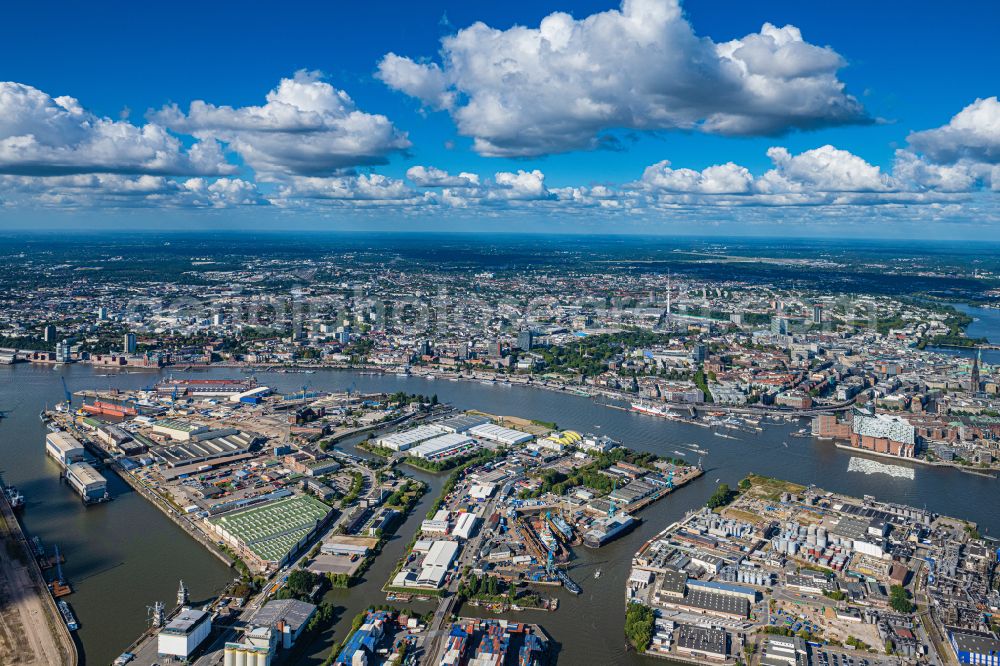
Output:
[{"left": 2, "top": 330, "right": 999, "bottom": 663}]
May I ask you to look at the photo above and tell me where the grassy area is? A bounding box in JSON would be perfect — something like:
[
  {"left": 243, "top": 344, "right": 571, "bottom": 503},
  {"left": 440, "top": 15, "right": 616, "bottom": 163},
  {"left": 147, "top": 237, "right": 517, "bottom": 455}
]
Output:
[
  {"left": 357, "top": 440, "right": 395, "bottom": 458},
  {"left": 744, "top": 474, "right": 807, "bottom": 500},
  {"left": 723, "top": 508, "right": 765, "bottom": 525}
]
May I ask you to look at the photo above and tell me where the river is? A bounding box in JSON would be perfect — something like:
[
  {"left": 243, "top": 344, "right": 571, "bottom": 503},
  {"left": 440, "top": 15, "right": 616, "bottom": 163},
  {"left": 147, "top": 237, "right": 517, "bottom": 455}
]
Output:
[{"left": 0, "top": 364, "right": 996, "bottom": 665}]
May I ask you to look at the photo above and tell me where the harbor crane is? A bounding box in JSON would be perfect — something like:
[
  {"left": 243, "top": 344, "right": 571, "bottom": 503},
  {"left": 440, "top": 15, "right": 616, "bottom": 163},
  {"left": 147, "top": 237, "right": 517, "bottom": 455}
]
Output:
[
  {"left": 147, "top": 601, "right": 165, "bottom": 629},
  {"left": 54, "top": 544, "right": 66, "bottom": 585},
  {"left": 177, "top": 580, "right": 188, "bottom": 607},
  {"left": 61, "top": 377, "right": 73, "bottom": 407},
  {"left": 608, "top": 479, "right": 618, "bottom": 519}
]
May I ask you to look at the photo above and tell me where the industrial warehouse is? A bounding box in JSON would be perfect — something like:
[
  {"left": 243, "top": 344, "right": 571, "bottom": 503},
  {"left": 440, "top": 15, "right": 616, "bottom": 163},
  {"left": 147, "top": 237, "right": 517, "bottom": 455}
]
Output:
[
  {"left": 206, "top": 494, "right": 332, "bottom": 571},
  {"left": 626, "top": 475, "right": 987, "bottom": 665}
]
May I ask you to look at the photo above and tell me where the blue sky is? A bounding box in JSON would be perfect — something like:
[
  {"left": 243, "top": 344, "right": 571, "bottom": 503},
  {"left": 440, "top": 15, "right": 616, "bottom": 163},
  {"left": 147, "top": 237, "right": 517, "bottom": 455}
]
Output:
[{"left": 1, "top": 0, "right": 998, "bottom": 236}]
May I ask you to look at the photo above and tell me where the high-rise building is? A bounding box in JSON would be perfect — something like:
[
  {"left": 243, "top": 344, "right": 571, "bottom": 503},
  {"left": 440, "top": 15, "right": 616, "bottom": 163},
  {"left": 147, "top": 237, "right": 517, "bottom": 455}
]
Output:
[
  {"left": 55, "top": 339, "right": 73, "bottom": 363},
  {"left": 517, "top": 329, "right": 534, "bottom": 351},
  {"left": 690, "top": 343, "right": 707, "bottom": 363},
  {"left": 812, "top": 305, "right": 823, "bottom": 325},
  {"left": 212, "top": 313, "right": 224, "bottom": 327},
  {"left": 124, "top": 332, "right": 137, "bottom": 354},
  {"left": 97, "top": 306, "right": 108, "bottom": 321},
  {"left": 971, "top": 350, "right": 981, "bottom": 393},
  {"left": 43, "top": 324, "right": 57, "bottom": 343},
  {"left": 770, "top": 317, "right": 788, "bottom": 336}
]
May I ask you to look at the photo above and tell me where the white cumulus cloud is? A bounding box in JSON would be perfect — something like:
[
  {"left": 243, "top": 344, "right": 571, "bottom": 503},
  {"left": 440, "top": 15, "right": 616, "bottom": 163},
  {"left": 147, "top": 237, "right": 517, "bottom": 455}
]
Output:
[
  {"left": 406, "top": 165, "right": 479, "bottom": 187},
  {"left": 638, "top": 161, "right": 753, "bottom": 194},
  {"left": 0, "top": 82, "right": 233, "bottom": 176},
  {"left": 907, "top": 97, "right": 1000, "bottom": 164},
  {"left": 377, "top": 0, "right": 867, "bottom": 157},
  {"left": 151, "top": 70, "right": 411, "bottom": 177}
]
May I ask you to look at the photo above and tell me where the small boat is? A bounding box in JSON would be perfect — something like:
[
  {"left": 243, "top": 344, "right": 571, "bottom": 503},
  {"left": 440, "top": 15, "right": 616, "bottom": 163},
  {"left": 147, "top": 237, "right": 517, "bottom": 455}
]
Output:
[
  {"left": 4, "top": 486, "right": 24, "bottom": 510},
  {"left": 594, "top": 570, "right": 602, "bottom": 579},
  {"left": 715, "top": 478, "right": 720, "bottom": 483}
]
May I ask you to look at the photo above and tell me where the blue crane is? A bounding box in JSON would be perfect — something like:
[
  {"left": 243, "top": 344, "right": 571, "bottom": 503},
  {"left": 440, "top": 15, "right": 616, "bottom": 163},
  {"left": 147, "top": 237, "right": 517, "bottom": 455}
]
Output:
[
  {"left": 54, "top": 544, "right": 65, "bottom": 584},
  {"left": 60, "top": 377, "right": 72, "bottom": 407},
  {"left": 608, "top": 479, "right": 618, "bottom": 518}
]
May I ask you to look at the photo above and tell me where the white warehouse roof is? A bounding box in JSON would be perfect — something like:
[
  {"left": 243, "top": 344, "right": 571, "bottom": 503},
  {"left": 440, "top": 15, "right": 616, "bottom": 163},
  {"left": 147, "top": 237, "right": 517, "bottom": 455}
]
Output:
[
  {"left": 375, "top": 425, "right": 446, "bottom": 451},
  {"left": 453, "top": 512, "right": 479, "bottom": 540},
  {"left": 468, "top": 423, "right": 534, "bottom": 445},
  {"left": 407, "top": 433, "right": 476, "bottom": 459}
]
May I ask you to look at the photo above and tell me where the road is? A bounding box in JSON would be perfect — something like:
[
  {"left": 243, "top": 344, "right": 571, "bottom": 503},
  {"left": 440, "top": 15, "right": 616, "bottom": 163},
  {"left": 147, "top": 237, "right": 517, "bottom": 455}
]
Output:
[
  {"left": 911, "top": 559, "right": 953, "bottom": 665},
  {"left": 421, "top": 482, "right": 502, "bottom": 663}
]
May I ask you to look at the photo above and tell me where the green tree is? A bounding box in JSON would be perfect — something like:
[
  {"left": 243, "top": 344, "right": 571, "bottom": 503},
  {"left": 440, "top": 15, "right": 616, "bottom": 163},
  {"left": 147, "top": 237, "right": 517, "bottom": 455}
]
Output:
[
  {"left": 889, "top": 585, "right": 914, "bottom": 613},
  {"left": 706, "top": 483, "right": 735, "bottom": 509},
  {"left": 624, "top": 603, "right": 654, "bottom": 652}
]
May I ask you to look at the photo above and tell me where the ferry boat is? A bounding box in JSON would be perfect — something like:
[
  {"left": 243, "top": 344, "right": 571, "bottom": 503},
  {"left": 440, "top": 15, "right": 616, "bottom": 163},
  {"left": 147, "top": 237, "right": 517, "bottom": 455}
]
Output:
[{"left": 58, "top": 600, "right": 78, "bottom": 631}]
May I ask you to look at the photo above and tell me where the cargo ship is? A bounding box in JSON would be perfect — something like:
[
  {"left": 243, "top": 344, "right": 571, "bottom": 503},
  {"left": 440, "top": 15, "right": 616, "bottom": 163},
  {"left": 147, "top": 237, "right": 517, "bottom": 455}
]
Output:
[
  {"left": 555, "top": 569, "right": 581, "bottom": 595},
  {"left": 58, "top": 600, "right": 78, "bottom": 631},
  {"left": 80, "top": 400, "right": 137, "bottom": 418},
  {"left": 583, "top": 514, "right": 637, "bottom": 548}
]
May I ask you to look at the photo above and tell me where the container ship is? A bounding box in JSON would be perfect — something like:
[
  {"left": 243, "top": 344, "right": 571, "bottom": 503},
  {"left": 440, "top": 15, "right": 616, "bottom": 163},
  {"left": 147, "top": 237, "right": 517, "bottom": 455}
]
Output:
[{"left": 583, "top": 514, "right": 637, "bottom": 548}]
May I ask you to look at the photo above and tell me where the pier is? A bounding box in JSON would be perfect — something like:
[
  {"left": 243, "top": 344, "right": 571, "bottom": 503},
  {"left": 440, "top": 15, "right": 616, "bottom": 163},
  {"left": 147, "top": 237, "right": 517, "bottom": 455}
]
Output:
[{"left": 0, "top": 488, "right": 78, "bottom": 666}]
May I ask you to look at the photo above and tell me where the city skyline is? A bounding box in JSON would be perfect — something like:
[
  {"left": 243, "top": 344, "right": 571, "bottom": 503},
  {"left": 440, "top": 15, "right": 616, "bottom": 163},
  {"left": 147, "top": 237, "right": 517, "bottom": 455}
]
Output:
[{"left": 1, "top": 0, "right": 998, "bottom": 237}]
